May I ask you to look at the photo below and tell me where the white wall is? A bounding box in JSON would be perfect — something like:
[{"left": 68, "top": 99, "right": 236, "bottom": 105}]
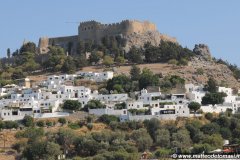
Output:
[
  {"left": 138, "top": 89, "right": 161, "bottom": 104},
  {"left": 89, "top": 108, "right": 127, "bottom": 116},
  {"left": 126, "top": 101, "right": 146, "bottom": 109},
  {"left": 97, "top": 94, "right": 128, "bottom": 102}
]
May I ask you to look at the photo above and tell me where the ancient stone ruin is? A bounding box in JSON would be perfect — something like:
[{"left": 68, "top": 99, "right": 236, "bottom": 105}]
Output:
[{"left": 38, "top": 20, "right": 177, "bottom": 54}]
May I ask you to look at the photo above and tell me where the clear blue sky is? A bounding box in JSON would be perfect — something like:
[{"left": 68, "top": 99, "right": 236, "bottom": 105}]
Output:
[{"left": 0, "top": 0, "right": 240, "bottom": 65}]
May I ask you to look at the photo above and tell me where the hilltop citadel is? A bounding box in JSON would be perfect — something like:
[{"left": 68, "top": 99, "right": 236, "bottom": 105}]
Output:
[{"left": 38, "top": 20, "right": 177, "bottom": 54}]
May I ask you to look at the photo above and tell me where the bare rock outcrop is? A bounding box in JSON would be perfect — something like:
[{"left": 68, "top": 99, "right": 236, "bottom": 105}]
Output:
[
  {"left": 123, "top": 31, "right": 177, "bottom": 52},
  {"left": 193, "top": 44, "right": 212, "bottom": 60}
]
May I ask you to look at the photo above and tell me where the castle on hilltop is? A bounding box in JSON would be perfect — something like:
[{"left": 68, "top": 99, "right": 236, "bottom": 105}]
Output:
[{"left": 38, "top": 20, "right": 176, "bottom": 54}]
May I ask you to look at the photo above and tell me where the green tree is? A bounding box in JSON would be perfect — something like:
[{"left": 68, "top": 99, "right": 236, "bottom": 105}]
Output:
[
  {"left": 188, "top": 102, "right": 201, "bottom": 114},
  {"left": 185, "top": 122, "right": 204, "bottom": 143},
  {"left": 139, "top": 68, "right": 159, "bottom": 89},
  {"left": 168, "top": 59, "right": 178, "bottom": 65},
  {"left": 217, "top": 116, "right": 230, "bottom": 128},
  {"left": 61, "top": 56, "right": 76, "bottom": 73},
  {"left": 4, "top": 121, "right": 19, "bottom": 129},
  {"left": 168, "top": 75, "right": 185, "bottom": 87},
  {"left": 22, "top": 115, "right": 34, "bottom": 127},
  {"left": 17, "top": 52, "right": 33, "bottom": 64},
  {"left": 201, "top": 92, "right": 227, "bottom": 105},
  {"left": 16, "top": 52, "right": 40, "bottom": 72},
  {"left": 205, "top": 77, "right": 218, "bottom": 93},
  {"left": 57, "top": 128, "right": 76, "bottom": 155},
  {"left": 63, "top": 100, "right": 82, "bottom": 111},
  {"left": 11, "top": 68, "right": 26, "bottom": 80},
  {"left": 20, "top": 42, "right": 37, "bottom": 54},
  {"left": 98, "top": 88, "right": 109, "bottom": 94},
  {"left": 130, "top": 128, "right": 153, "bottom": 151},
  {"left": 36, "top": 120, "right": 45, "bottom": 127},
  {"left": 203, "top": 134, "right": 223, "bottom": 149},
  {"left": 0, "top": 120, "right": 4, "bottom": 130},
  {"left": 155, "top": 148, "right": 172, "bottom": 158},
  {"left": 12, "top": 140, "right": 28, "bottom": 154},
  {"left": 84, "top": 40, "right": 94, "bottom": 52},
  {"left": 103, "top": 55, "right": 114, "bottom": 66},
  {"left": 201, "top": 122, "right": 220, "bottom": 135},
  {"left": 7, "top": 48, "right": 11, "bottom": 58},
  {"left": 98, "top": 114, "right": 119, "bottom": 125},
  {"left": 83, "top": 100, "right": 105, "bottom": 111},
  {"left": 144, "top": 43, "right": 160, "bottom": 63},
  {"left": 16, "top": 127, "right": 44, "bottom": 140},
  {"left": 177, "top": 58, "right": 188, "bottom": 66},
  {"left": 191, "top": 143, "right": 213, "bottom": 154},
  {"left": 220, "top": 127, "right": 232, "bottom": 139},
  {"left": 115, "top": 56, "right": 125, "bottom": 65},
  {"left": 22, "top": 140, "right": 62, "bottom": 160},
  {"left": 76, "top": 40, "right": 85, "bottom": 54},
  {"left": 171, "top": 129, "right": 192, "bottom": 151},
  {"left": 205, "top": 112, "right": 214, "bottom": 121},
  {"left": 12, "top": 49, "right": 19, "bottom": 57},
  {"left": 45, "top": 46, "right": 67, "bottom": 71},
  {"left": 130, "top": 65, "right": 141, "bottom": 81},
  {"left": 67, "top": 42, "right": 73, "bottom": 55},
  {"left": 155, "top": 129, "right": 170, "bottom": 148},
  {"left": 89, "top": 51, "right": 101, "bottom": 64},
  {"left": 127, "top": 46, "right": 143, "bottom": 63},
  {"left": 45, "top": 142, "right": 62, "bottom": 159},
  {"left": 58, "top": 117, "right": 67, "bottom": 125},
  {"left": 23, "top": 139, "right": 46, "bottom": 159},
  {"left": 144, "top": 41, "right": 194, "bottom": 63},
  {"left": 144, "top": 118, "right": 161, "bottom": 141},
  {"left": 106, "top": 74, "right": 133, "bottom": 93},
  {"left": 75, "top": 55, "right": 88, "bottom": 68}
]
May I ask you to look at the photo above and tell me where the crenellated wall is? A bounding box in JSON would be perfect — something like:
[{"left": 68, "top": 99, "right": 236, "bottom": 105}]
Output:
[
  {"left": 38, "top": 20, "right": 175, "bottom": 54},
  {"left": 78, "top": 20, "right": 157, "bottom": 43}
]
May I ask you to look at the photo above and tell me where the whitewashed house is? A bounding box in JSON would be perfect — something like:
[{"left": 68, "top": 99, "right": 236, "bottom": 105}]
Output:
[
  {"left": 77, "top": 71, "right": 113, "bottom": 82},
  {"left": 126, "top": 100, "right": 146, "bottom": 110},
  {"left": 185, "top": 83, "right": 206, "bottom": 104},
  {"left": 138, "top": 89, "right": 161, "bottom": 104},
  {"left": 218, "top": 87, "right": 237, "bottom": 103},
  {"left": 0, "top": 88, "right": 7, "bottom": 97},
  {"left": 151, "top": 104, "right": 190, "bottom": 117}
]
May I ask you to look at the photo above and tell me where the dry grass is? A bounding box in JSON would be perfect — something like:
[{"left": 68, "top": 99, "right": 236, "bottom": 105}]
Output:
[
  {"left": 81, "top": 63, "right": 173, "bottom": 75},
  {"left": 26, "top": 62, "right": 240, "bottom": 88},
  {"left": 0, "top": 153, "right": 16, "bottom": 160},
  {"left": 0, "top": 130, "right": 19, "bottom": 160}
]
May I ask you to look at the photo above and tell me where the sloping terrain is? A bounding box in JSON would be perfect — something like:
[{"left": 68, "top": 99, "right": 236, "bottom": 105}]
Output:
[{"left": 79, "top": 58, "right": 240, "bottom": 89}]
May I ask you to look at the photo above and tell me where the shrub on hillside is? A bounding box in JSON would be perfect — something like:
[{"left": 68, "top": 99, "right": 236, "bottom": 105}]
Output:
[{"left": 98, "top": 114, "right": 119, "bottom": 125}]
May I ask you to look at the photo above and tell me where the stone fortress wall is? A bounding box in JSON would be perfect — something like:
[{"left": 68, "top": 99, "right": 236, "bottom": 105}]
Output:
[
  {"left": 78, "top": 20, "right": 157, "bottom": 42},
  {"left": 38, "top": 20, "right": 175, "bottom": 54},
  {"left": 38, "top": 35, "right": 78, "bottom": 54}
]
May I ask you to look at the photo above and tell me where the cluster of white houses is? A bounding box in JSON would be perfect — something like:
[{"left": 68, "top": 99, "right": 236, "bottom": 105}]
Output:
[{"left": 0, "top": 70, "right": 240, "bottom": 121}]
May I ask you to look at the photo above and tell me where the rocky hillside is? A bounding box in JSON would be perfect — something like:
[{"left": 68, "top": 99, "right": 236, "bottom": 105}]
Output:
[
  {"left": 27, "top": 43, "right": 240, "bottom": 89},
  {"left": 78, "top": 61, "right": 240, "bottom": 89},
  {"left": 77, "top": 44, "right": 240, "bottom": 89},
  {"left": 123, "top": 30, "right": 177, "bottom": 51}
]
